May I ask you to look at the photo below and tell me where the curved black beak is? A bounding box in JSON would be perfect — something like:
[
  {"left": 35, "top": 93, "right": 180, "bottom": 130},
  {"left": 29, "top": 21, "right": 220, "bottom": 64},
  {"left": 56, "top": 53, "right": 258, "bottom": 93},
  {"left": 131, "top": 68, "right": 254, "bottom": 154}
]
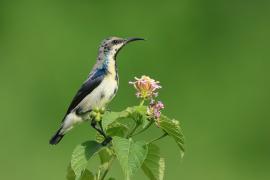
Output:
[{"left": 126, "top": 37, "right": 145, "bottom": 43}]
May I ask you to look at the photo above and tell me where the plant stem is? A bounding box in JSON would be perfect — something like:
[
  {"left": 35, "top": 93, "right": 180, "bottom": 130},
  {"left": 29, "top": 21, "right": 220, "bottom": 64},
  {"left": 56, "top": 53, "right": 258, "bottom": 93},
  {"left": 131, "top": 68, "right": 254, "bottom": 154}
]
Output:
[
  {"left": 148, "top": 132, "right": 168, "bottom": 144},
  {"left": 140, "top": 99, "right": 145, "bottom": 106},
  {"left": 100, "top": 155, "right": 116, "bottom": 180},
  {"left": 126, "top": 123, "right": 139, "bottom": 138},
  {"left": 132, "top": 121, "right": 153, "bottom": 137}
]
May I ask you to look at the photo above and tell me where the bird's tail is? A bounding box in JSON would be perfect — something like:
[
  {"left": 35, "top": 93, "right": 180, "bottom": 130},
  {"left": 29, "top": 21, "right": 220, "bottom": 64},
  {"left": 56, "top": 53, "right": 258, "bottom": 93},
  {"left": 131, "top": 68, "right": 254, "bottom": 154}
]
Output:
[{"left": 49, "top": 127, "right": 64, "bottom": 145}]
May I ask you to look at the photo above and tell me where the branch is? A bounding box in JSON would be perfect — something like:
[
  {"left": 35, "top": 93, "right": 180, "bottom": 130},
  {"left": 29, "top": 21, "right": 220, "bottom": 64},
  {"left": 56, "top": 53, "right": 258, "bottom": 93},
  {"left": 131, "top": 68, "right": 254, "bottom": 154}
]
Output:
[
  {"left": 148, "top": 132, "right": 168, "bottom": 144},
  {"left": 132, "top": 121, "right": 154, "bottom": 137},
  {"left": 126, "top": 123, "right": 139, "bottom": 138}
]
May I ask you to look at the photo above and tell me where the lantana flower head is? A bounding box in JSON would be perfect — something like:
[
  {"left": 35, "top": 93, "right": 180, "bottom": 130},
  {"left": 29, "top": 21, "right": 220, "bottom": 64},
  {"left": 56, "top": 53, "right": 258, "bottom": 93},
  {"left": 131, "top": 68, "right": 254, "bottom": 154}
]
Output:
[
  {"left": 147, "top": 100, "right": 165, "bottom": 121},
  {"left": 129, "top": 75, "right": 161, "bottom": 99}
]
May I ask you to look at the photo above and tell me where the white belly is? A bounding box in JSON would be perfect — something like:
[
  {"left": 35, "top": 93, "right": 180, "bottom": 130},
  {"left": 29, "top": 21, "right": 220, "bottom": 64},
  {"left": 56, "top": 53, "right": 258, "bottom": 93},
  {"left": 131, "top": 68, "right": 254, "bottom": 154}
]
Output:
[
  {"left": 77, "top": 75, "right": 118, "bottom": 112},
  {"left": 61, "top": 75, "right": 118, "bottom": 134}
]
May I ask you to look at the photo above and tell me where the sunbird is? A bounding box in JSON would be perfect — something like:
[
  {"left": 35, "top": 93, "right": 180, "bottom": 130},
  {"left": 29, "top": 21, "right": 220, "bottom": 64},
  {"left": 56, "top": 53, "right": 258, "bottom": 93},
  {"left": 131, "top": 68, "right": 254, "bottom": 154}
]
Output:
[{"left": 49, "top": 37, "right": 144, "bottom": 145}]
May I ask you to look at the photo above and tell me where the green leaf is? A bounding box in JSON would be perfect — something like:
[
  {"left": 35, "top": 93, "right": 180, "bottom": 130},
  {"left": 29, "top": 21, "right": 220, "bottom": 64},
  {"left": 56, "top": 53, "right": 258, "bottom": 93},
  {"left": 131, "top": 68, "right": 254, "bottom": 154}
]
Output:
[
  {"left": 96, "top": 132, "right": 105, "bottom": 144},
  {"left": 142, "top": 144, "right": 165, "bottom": 180},
  {"left": 106, "top": 122, "right": 129, "bottom": 137},
  {"left": 159, "top": 115, "right": 185, "bottom": 157},
  {"left": 108, "top": 178, "right": 116, "bottom": 180},
  {"left": 96, "top": 122, "right": 129, "bottom": 143},
  {"left": 66, "top": 164, "right": 76, "bottom": 180},
  {"left": 112, "top": 137, "right": 148, "bottom": 180},
  {"left": 66, "top": 164, "right": 94, "bottom": 180},
  {"left": 98, "top": 147, "right": 113, "bottom": 173},
  {"left": 142, "top": 118, "right": 151, "bottom": 129},
  {"left": 102, "top": 106, "right": 148, "bottom": 129},
  {"left": 99, "top": 147, "right": 112, "bottom": 165},
  {"left": 80, "top": 170, "right": 95, "bottom": 180},
  {"left": 71, "top": 141, "right": 102, "bottom": 179},
  {"left": 126, "top": 106, "right": 148, "bottom": 125},
  {"left": 102, "top": 111, "right": 129, "bottom": 129},
  {"left": 126, "top": 105, "right": 147, "bottom": 114}
]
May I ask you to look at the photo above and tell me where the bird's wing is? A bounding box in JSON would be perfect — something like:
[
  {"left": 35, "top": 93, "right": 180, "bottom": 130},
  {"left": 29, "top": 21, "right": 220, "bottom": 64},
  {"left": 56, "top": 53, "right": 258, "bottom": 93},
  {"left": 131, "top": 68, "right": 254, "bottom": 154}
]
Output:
[{"left": 65, "top": 68, "right": 106, "bottom": 115}]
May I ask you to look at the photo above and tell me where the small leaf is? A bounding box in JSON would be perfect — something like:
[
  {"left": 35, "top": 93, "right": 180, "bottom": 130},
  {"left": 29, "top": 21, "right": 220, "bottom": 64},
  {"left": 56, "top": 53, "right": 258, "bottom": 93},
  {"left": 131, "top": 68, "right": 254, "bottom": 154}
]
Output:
[
  {"left": 66, "top": 164, "right": 76, "bottom": 180},
  {"left": 96, "top": 132, "right": 105, "bottom": 144},
  {"left": 71, "top": 141, "right": 102, "bottom": 179},
  {"left": 142, "top": 144, "right": 165, "bottom": 180},
  {"left": 98, "top": 147, "right": 113, "bottom": 173},
  {"left": 112, "top": 137, "right": 148, "bottom": 180},
  {"left": 159, "top": 115, "right": 185, "bottom": 157},
  {"left": 102, "top": 106, "right": 148, "bottom": 133},
  {"left": 80, "top": 169, "right": 95, "bottom": 180},
  {"left": 127, "top": 105, "right": 147, "bottom": 114},
  {"left": 99, "top": 147, "right": 112, "bottom": 165},
  {"left": 127, "top": 106, "right": 148, "bottom": 125},
  {"left": 106, "top": 122, "right": 129, "bottom": 137},
  {"left": 66, "top": 164, "right": 94, "bottom": 180},
  {"left": 102, "top": 111, "right": 129, "bottom": 129},
  {"left": 96, "top": 122, "right": 129, "bottom": 143},
  {"left": 142, "top": 118, "right": 151, "bottom": 129},
  {"left": 108, "top": 178, "right": 116, "bottom": 180}
]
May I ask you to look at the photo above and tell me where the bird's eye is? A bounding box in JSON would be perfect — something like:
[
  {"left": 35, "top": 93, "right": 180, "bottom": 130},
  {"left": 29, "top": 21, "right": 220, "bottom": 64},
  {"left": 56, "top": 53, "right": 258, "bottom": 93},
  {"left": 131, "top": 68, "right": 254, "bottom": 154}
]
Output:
[{"left": 112, "top": 40, "right": 119, "bottom": 44}]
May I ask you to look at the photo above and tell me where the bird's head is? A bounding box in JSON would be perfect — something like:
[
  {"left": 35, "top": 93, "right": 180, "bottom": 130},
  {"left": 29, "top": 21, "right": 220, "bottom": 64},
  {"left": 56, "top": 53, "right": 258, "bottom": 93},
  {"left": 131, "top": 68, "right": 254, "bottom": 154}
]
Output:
[{"left": 98, "top": 36, "right": 144, "bottom": 60}]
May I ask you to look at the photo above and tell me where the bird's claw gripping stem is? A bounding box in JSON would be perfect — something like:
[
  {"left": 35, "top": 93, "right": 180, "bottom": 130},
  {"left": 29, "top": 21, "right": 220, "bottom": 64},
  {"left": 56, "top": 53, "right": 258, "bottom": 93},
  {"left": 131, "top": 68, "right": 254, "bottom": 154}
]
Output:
[
  {"left": 91, "top": 120, "right": 112, "bottom": 146},
  {"left": 91, "top": 120, "right": 106, "bottom": 137},
  {"left": 101, "top": 136, "right": 112, "bottom": 146}
]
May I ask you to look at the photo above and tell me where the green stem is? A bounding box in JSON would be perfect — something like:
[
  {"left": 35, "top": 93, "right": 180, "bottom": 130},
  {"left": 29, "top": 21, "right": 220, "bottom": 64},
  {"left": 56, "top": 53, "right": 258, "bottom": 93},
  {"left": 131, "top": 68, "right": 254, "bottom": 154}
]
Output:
[
  {"left": 148, "top": 132, "right": 168, "bottom": 144},
  {"left": 139, "top": 99, "right": 145, "bottom": 106},
  {"left": 100, "top": 155, "right": 116, "bottom": 180},
  {"left": 126, "top": 123, "right": 139, "bottom": 138},
  {"left": 132, "top": 121, "right": 153, "bottom": 137}
]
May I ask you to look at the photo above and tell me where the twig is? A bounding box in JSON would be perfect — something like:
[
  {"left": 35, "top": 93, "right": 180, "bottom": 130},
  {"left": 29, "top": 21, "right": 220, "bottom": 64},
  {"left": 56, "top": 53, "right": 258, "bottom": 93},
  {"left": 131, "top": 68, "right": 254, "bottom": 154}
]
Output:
[
  {"left": 139, "top": 99, "right": 145, "bottom": 106},
  {"left": 126, "top": 123, "right": 139, "bottom": 138},
  {"left": 148, "top": 132, "right": 168, "bottom": 144},
  {"left": 132, "top": 121, "right": 153, "bottom": 137}
]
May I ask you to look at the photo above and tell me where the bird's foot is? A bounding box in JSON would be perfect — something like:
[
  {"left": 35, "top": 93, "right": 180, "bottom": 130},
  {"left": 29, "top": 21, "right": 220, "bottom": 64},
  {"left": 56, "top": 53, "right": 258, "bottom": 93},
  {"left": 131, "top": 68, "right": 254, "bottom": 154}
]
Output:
[
  {"left": 101, "top": 136, "right": 112, "bottom": 146},
  {"left": 91, "top": 120, "right": 109, "bottom": 140}
]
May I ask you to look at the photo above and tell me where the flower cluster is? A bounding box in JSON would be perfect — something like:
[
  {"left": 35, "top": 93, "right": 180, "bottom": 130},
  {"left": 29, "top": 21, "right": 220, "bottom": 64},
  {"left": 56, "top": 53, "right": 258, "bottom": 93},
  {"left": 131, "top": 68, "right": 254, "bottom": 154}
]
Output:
[
  {"left": 129, "top": 75, "right": 164, "bottom": 123},
  {"left": 129, "top": 75, "right": 161, "bottom": 99},
  {"left": 147, "top": 100, "right": 164, "bottom": 119}
]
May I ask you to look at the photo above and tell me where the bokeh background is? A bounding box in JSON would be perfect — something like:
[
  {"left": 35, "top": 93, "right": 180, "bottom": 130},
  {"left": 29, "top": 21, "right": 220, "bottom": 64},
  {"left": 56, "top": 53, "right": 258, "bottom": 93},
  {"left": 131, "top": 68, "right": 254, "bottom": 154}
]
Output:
[{"left": 1, "top": 0, "right": 270, "bottom": 179}]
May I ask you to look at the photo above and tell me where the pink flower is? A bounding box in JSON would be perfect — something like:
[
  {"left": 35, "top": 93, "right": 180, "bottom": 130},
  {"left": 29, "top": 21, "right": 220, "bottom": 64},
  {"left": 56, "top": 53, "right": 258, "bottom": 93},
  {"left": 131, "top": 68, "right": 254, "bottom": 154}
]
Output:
[
  {"left": 147, "top": 101, "right": 165, "bottom": 120},
  {"left": 129, "top": 75, "right": 161, "bottom": 99}
]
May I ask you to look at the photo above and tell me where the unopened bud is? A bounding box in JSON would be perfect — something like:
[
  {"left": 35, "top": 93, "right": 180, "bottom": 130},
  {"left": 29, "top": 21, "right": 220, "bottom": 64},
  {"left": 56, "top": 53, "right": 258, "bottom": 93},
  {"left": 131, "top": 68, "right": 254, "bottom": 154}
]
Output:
[
  {"left": 100, "top": 107, "right": 105, "bottom": 114},
  {"left": 95, "top": 113, "right": 101, "bottom": 122},
  {"left": 93, "top": 107, "right": 99, "bottom": 112}
]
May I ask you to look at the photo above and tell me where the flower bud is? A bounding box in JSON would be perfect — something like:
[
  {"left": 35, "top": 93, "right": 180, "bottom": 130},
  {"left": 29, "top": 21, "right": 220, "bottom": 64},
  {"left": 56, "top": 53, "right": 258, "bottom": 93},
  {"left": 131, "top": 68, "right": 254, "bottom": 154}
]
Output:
[
  {"left": 93, "top": 107, "right": 99, "bottom": 112},
  {"left": 95, "top": 113, "right": 101, "bottom": 122},
  {"left": 90, "top": 111, "right": 97, "bottom": 118},
  {"left": 147, "top": 101, "right": 165, "bottom": 120},
  {"left": 100, "top": 107, "right": 106, "bottom": 114}
]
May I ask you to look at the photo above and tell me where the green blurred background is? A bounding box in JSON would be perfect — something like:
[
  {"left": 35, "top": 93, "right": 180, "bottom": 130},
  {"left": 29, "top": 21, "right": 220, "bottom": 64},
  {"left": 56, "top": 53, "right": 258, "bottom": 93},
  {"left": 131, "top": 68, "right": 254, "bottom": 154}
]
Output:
[{"left": 1, "top": 0, "right": 270, "bottom": 179}]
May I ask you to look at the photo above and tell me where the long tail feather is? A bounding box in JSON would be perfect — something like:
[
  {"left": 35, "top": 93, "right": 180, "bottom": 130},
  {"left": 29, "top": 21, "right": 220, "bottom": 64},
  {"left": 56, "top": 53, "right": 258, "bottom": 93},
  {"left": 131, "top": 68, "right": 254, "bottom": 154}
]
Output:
[{"left": 49, "top": 128, "right": 64, "bottom": 145}]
